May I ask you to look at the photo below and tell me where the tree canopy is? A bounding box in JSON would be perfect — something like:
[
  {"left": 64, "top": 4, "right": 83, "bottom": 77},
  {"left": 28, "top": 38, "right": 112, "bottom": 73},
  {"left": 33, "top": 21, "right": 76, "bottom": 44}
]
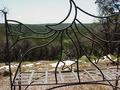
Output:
[{"left": 95, "top": 0, "right": 120, "bottom": 16}]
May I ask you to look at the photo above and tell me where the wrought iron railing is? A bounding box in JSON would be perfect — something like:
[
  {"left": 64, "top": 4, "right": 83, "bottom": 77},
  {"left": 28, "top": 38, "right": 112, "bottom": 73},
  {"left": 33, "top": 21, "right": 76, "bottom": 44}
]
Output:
[{"left": 0, "top": 0, "right": 120, "bottom": 90}]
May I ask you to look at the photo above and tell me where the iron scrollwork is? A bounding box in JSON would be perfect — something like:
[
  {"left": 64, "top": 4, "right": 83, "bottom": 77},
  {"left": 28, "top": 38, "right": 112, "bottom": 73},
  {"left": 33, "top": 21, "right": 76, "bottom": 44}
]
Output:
[{"left": 0, "top": 0, "right": 120, "bottom": 90}]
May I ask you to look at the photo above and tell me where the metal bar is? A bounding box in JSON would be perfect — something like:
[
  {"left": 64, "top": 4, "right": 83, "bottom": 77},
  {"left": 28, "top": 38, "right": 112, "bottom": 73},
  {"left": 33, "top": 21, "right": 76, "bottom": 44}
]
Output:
[
  {"left": 12, "top": 31, "right": 60, "bottom": 84},
  {"left": 44, "top": 71, "right": 48, "bottom": 84},
  {"left": 55, "top": 31, "right": 64, "bottom": 84},
  {"left": 111, "top": 70, "right": 120, "bottom": 75},
  {"left": 108, "top": 68, "right": 120, "bottom": 76},
  {"left": 28, "top": 71, "right": 34, "bottom": 84},
  {"left": 58, "top": 70, "right": 64, "bottom": 83},
  {"left": 71, "top": 70, "right": 78, "bottom": 81},
  {"left": 3, "top": 11, "right": 13, "bottom": 90},
  {"left": 3, "top": 0, "right": 120, "bottom": 89},
  {"left": 84, "top": 70, "right": 96, "bottom": 81},
  {"left": 104, "top": 72, "right": 113, "bottom": 80},
  {"left": 66, "top": 29, "right": 80, "bottom": 82}
]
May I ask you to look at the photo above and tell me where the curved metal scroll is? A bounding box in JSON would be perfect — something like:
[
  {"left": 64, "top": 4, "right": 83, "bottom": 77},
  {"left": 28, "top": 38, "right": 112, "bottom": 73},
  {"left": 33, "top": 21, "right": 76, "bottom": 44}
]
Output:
[
  {"left": 46, "top": 1, "right": 120, "bottom": 90},
  {"left": 1, "top": 0, "right": 120, "bottom": 90}
]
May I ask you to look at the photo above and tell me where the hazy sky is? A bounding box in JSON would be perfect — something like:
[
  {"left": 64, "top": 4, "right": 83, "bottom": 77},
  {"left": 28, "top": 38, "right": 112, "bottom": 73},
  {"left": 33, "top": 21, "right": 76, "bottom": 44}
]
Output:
[{"left": 0, "top": 0, "right": 98, "bottom": 24}]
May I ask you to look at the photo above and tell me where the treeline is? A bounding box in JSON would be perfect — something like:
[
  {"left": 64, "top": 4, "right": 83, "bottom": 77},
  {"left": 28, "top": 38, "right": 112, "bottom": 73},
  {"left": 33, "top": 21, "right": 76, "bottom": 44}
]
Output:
[
  {"left": 0, "top": 23, "right": 90, "bottom": 62},
  {"left": 0, "top": 23, "right": 120, "bottom": 62}
]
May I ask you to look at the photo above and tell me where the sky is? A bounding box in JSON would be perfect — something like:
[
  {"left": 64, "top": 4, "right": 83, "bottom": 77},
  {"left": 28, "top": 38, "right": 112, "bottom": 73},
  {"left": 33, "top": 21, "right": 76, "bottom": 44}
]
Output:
[{"left": 0, "top": 0, "right": 98, "bottom": 24}]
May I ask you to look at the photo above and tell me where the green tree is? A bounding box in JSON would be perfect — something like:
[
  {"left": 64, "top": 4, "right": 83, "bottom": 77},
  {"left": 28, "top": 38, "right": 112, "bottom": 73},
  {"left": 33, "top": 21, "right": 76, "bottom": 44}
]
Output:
[
  {"left": 95, "top": 0, "right": 120, "bottom": 54},
  {"left": 95, "top": 0, "right": 120, "bottom": 16}
]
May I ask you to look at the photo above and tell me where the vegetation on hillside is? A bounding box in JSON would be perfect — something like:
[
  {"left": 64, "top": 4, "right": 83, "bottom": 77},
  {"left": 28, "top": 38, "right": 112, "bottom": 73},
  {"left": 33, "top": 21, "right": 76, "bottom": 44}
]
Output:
[{"left": 0, "top": 21, "right": 119, "bottom": 62}]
